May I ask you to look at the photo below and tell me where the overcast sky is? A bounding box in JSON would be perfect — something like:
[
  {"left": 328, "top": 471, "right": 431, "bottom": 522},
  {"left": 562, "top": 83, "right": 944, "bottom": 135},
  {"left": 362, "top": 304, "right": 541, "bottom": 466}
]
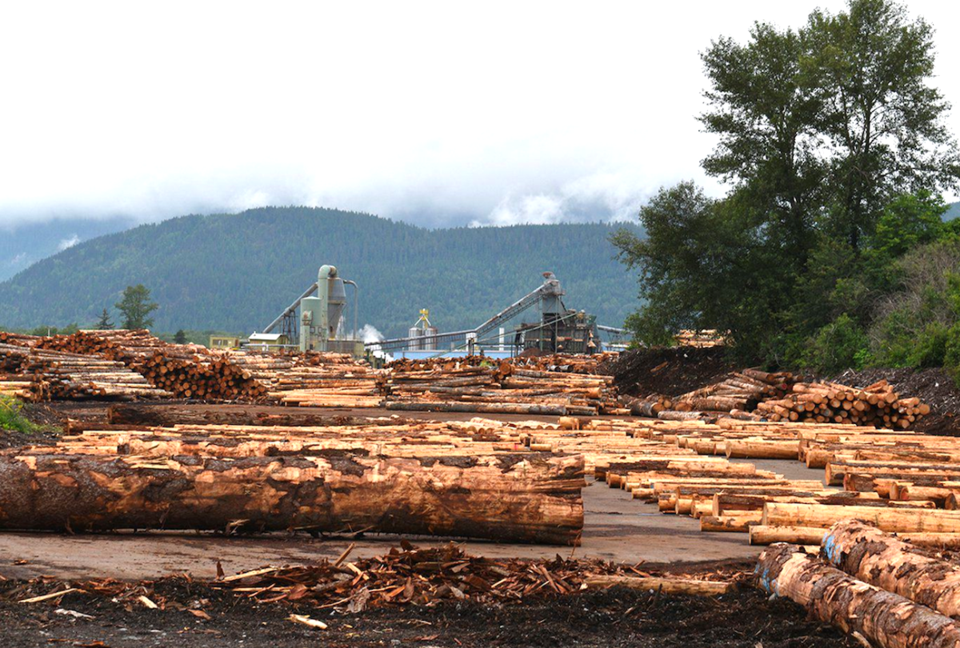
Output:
[{"left": 1, "top": 0, "right": 957, "bottom": 229}]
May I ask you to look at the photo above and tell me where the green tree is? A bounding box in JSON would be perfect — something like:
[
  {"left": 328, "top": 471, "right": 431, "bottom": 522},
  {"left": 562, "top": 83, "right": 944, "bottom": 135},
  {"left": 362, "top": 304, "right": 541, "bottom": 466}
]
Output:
[
  {"left": 173, "top": 329, "right": 187, "bottom": 344},
  {"left": 807, "top": 0, "right": 959, "bottom": 249},
  {"left": 618, "top": 0, "right": 959, "bottom": 369},
  {"left": 95, "top": 308, "right": 114, "bottom": 330},
  {"left": 115, "top": 285, "right": 159, "bottom": 330}
]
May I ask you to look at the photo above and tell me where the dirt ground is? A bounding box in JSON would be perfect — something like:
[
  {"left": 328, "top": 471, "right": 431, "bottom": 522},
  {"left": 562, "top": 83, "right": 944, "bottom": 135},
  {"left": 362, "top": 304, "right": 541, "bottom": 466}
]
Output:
[
  {"left": 0, "top": 577, "right": 855, "bottom": 648},
  {"left": 603, "top": 347, "right": 732, "bottom": 398}
]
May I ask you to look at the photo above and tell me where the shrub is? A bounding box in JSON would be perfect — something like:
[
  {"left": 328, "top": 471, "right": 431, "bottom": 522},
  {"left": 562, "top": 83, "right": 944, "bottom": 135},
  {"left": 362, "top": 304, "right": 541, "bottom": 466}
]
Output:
[{"left": 0, "top": 396, "right": 38, "bottom": 434}]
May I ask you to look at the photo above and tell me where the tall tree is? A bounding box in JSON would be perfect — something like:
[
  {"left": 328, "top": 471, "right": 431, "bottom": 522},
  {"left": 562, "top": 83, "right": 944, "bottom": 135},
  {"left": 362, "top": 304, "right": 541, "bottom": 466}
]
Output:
[
  {"left": 95, "top": 308, "right": 114, "bottom": 330},
  {"left": 115, "top": 285, "right": 159, "bottom": 330},
  {"left": 173, "top": 329, "right": 187, "bottom": 344},
  {"left": 807, "top": 0, "right": 959, "bottom": 248},
  {"left": 700, "top": 22, "right": 825, "bottom": 270}
]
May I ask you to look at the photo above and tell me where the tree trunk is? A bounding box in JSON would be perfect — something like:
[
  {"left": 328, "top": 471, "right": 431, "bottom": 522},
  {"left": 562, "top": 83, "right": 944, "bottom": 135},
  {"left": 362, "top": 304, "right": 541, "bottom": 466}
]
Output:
[
  {"left": 0, "top": 452, "right": 584, "bottom": 545},
  {"left": 763, "top": 502, "right": 960, "bottom": 533},
  {"left": 822, "top": 519, "right": 960, "bottom": 618},
  {"left": 756, "top": 543, "right": 960, "bottom": 648}
]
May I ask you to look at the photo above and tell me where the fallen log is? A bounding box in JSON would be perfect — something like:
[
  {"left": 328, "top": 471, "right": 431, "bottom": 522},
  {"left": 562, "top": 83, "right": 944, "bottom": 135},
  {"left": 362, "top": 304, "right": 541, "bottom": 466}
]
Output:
[
  {"left": 0, "top": 452, "right": 584, "bottom": 545},
  {"left": 763, "top": 502, "right": 960, "bottom": 533},
  {"left": 822, "top": 519, "right": 960, "bottom": 618},
  {"left": 756, "top": 543, "right": 960, "bottom": 648},
  {"left": 583, "top": 575, "right": 734, "bottom": 595}
]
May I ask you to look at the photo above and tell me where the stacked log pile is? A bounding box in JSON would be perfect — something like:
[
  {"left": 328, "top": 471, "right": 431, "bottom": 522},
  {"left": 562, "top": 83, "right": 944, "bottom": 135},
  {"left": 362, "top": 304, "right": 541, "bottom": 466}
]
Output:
[
  {"left": 755, "top": 379, "right": 929, "bottom": 428},
  {"left": 33, "top": 330, "right": 267, "bottom": 401},
  {"left": 265, "top": 353, "right": 382, "bottom": 408},
  {"left": 0, "top": 332, "right": 39, "bottom": 347},
  {"left": 0, "top": 416, "right": 585, "bottom": 545},
  {"left": 650, "top": 371, "right": 929, "bottom": 430},
  {"left": 0, "top": 343, "right": 171, "bottom": 401},
  {"left": 383, "top": 359, "right": 620, "bottom": 416}
]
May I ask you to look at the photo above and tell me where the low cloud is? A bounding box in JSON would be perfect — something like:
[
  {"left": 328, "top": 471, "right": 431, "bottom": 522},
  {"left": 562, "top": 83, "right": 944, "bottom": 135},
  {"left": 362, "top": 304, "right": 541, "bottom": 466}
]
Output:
[
  {"left": 57, "top": 235, "right": 80, "bottom": 251},
  {"left": 9, "top": 252, "right": 28, "bottom": 266}
]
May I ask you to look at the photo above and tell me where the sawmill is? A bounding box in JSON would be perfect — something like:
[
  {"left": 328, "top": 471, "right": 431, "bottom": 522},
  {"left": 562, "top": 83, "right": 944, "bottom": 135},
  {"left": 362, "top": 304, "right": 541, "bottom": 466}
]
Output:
[
  {"left": 373, "top": 271, "right": 626, "bottom": 357},
  {"left": 249, "top": 267, "right": 625, "bottom": 358}
]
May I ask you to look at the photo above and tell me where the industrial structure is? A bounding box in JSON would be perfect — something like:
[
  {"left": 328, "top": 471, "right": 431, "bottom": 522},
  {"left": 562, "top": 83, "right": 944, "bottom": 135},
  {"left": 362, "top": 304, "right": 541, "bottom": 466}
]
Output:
[
  {"left": 371, "top": 272, "right": 626, "bottom": 357},
  {"left": 256, "top": 265, "right": 362, "bottom": 355}
]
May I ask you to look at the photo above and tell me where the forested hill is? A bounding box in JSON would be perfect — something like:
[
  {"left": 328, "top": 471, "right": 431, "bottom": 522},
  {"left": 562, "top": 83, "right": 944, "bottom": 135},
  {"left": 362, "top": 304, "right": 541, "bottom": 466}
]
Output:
[{"left": 0, "top": 207, "right": 639, "bottom": 337}]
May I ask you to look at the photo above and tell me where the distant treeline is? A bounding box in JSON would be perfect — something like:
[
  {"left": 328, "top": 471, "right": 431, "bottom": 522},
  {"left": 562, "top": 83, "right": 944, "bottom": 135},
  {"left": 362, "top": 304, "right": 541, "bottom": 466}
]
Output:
[{"left": 0, "top": 207, "right": 640, "bottom": 338}]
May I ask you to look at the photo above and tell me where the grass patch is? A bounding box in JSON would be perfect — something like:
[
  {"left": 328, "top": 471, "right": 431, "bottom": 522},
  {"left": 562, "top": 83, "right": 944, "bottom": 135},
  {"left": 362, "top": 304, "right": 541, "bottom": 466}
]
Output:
[{"left": 0, "top": 396, "right": 39, "bottom": 434}]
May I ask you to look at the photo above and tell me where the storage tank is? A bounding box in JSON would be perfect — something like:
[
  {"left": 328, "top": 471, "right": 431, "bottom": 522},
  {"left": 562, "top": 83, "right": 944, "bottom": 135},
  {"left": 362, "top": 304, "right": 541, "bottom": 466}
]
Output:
[
  {"left": 422, "top": 326, "right": 439, "bottom": 350},
  {"left": 407, "top": 327, "right": 424, "bottom": 350}
]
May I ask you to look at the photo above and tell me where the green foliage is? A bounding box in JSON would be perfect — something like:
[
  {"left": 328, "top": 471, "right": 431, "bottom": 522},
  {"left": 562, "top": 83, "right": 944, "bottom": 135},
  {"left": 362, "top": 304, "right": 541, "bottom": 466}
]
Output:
[
  {"left": 944, "top": 324, "right": 960, "bottom": 388},
  {"left": 173, "top": 329, "right": 187, "bottom": 344},
  {"left": 95, "top": 308, "right": 114, "bottom": 330},
  {"left": 0, "top": 208, "right": 640, "bottom": 338},
  {"left": 27, "top": 323, "right": 78, "bottom": 337},
  {"left": 871, "top": 191, "right": 948, "bottom": 258},
  {"left": 618, "top": 0, "right": 960, "bottom": 373},
  {"left": 0, "top": 397, "right": 38, "bottom": 434},
  {"left": 116, "top": 284, "right": 158, "bottom": 329},
  {"left": 801, "top": 314, "right": 870, "bottom": 374}
]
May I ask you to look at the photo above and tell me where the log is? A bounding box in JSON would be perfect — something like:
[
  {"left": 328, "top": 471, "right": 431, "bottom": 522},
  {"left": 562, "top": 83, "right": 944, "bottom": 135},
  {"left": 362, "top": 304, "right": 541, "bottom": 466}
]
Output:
[
  {"left": 756, "top": 543, "right": 960, "bottom": 648},
  {"left": 822, "top": 519, "right": 960, "bottom": 618},
  {"left": 0, "top": 452, "right": 584, "bottom": 545},
  {"left": 763, "top": 502, "right": 960, "bottom": 534},
  {"left": 583, "top": 575, "right": 734, "bottom": 596},
  {"left": 749, "top": 525, "right": 827, "bottom": 546}
]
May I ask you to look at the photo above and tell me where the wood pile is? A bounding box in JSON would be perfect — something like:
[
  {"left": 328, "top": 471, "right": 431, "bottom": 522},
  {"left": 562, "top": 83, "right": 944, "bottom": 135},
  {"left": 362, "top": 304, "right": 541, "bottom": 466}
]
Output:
[
  {"left": 0, "top": 332, "right": 39, "bottom": 347},
  {"left": 31, "top": 330, "right": 267, "bottom": 401},
  {"left": 757, "top": 539, "right": 960, "bottom": 648},
  {"left": 0, "top": 343, "right": 171, "bottom": 401},
  {"left": 674, "top": 329, "right": 726, "bottom": 348},
  {"left": 755, "top": 379, "right": 929, "bottom": 428},
  {"left": 212, "top": 543, "right": 735, "bottom": 612},
  {"left": 263, "top": 353, "right": 382, "bottom": 408},
  {"left": 510, "top": 352, "right": 619, "bottom": 375},
  {"left": 383, "top": 358, "right": 620, "bottom": 416},
  {"left": 649, "top": 372, "right": 930, "bottom": 430},
  {"left": 0, "top": 415, "right": 585, "bottom": 544}
]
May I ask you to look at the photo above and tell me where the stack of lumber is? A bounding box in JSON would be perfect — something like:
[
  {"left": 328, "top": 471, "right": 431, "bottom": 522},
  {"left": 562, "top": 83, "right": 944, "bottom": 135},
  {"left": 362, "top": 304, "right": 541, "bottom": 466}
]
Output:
[
  {"left": 33, "top": 330, "right": 267, "bottom": 401},
  {"left": 266, "top": 353, "right": 382, "bottom": 408},
  {"left": 672, "top": 369, "right": 793, "bottom": 414},
  {"left": 383, "top": 359, "right": 620, "bottom": 415},
  {"left": 510, "top": 352, "right": 618, "bottom": 375},
  {"left": 0, "top": 332, "right": 39, "bottom": 347},
  {"left": 674, "top": 329, "right": 725, "bottom": 347},
  {"left": 757, "top": 522, "right": 960, "bottom": 648},
  {"left": 134, "top": 351, "right": 268, "bottom": 401},
  {"left": 0, "top": 415, "right": 584, "bottom": 544},
  {"left": 0, "top": 343, "right": 171, "bottom": 401},
  {"left": 754, "top": 379, "right": 929, "bottom": 428}
]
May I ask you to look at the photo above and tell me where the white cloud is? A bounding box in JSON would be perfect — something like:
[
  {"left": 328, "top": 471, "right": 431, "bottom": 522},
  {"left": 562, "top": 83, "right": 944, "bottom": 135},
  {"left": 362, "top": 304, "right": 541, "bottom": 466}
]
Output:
[
  {"left": 0, "top": 1, "right": 954, "bottom": 228},
  {"left": 9, "top": 252, "right": 28, "bottom": 266},
  {"left": 57, "top": 235, "right": 80, "bottom": 251}
]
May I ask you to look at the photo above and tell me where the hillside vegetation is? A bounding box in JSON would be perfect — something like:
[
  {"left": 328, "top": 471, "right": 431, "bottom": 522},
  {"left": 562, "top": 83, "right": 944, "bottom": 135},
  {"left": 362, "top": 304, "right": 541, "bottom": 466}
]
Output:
[
  {"left": 0, "top": 208, "right": 638, "bottom": 337},
  {"left": 614, "top": 0, "right": 960, "bottom": 384}
]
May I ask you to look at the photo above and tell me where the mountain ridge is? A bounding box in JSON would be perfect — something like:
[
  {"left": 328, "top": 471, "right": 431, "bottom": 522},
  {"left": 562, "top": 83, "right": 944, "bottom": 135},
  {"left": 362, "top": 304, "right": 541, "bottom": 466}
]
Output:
[{"left": 0, "top": 207, "right": 640, "bottom": 338}]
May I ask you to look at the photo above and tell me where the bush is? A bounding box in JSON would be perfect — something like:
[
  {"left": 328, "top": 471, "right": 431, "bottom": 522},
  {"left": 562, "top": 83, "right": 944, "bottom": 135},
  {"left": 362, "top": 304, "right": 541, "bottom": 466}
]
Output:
[
  {"left": 0, "top": 396, "right": 38, "bottom": 434},
  {"left": 945, "top": 324, "right": 960, "bottom": 389},
  {"left": 802, "top": 314, "right": 870, "bottom": 374}
]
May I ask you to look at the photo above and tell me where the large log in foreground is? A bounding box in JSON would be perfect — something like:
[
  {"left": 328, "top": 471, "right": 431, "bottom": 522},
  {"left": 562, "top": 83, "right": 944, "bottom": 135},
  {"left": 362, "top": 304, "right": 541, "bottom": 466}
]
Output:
[
  {"left": 823, "top": 519, "right": 960, "bottom": 618},
  {"left": 756, "top": 543, "right": 960, "bottom": 648},
  {"left": 0, "top": 452, "right": 584, "bottom": 545}
]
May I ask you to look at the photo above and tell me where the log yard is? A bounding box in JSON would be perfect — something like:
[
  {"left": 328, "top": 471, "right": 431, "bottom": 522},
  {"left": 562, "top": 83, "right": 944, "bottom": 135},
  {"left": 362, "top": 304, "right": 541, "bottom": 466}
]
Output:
[
  {"left": 5, "top": 0, "right": 960, "bottom": 646},
  {"left": 2, "top": 267, "right": 960, "bottom": 647}
]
